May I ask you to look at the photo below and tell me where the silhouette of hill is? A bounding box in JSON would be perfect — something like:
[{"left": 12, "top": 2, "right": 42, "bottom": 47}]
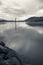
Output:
[
  {"left": 0, "top": 19, "right": 24, "bottom": 22},
  {"left": 25, "top": 17, "right": 43, "bottom": 26}
]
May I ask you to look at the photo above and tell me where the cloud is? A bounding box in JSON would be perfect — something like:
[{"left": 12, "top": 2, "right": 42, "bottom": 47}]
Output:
[
  {"left": 36, "top": 9, "right": 43, "bottom": 16},
  {"left": 0, "top": 0, "right": 43, "bottom": 20},
  {"left": 38, "top": 0, "right": 43, "bottom": 2}
]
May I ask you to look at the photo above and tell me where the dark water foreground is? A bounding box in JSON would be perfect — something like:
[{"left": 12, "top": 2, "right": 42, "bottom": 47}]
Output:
[
  {"left": 0, "top": 41, "right": 24, "bottom": 65},
  {"left": 0, "top": 22, "right": 43, "bottom": 65}
]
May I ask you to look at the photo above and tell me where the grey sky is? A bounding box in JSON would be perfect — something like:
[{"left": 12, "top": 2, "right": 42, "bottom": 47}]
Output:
[{"left": 0, "top": 0, "right": 43, "bottom": 20}]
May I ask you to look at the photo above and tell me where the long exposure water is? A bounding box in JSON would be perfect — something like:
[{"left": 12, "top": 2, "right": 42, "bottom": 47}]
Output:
[{"left": 0, "top": 22, "right": 43, "bottom": 65}]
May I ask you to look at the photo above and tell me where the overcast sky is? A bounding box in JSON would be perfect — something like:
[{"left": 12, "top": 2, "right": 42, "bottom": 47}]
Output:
[{"left": 0, "top": 0, "right": 43, "bottom": 20}]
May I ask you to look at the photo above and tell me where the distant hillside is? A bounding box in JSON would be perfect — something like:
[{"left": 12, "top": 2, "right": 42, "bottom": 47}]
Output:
[
  {"left": 0, "top": 19, "right": 24, "bottom": 22},
  {"left": 25, "top": 17, "right": 43, "bottom": 22},
  {"left": 25, "top": 17, "right": 43, "bottom": 26}
]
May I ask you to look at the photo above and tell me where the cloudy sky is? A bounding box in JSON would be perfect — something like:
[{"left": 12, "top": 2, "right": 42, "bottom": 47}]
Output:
[{"left": 0, "top": 0, "right": 43, "bottom": 20}]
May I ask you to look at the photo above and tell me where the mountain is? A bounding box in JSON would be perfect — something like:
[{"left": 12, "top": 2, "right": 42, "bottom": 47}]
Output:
[
  {"left": 0, "top": 19, "right": 24, "bottom": 22},
  {"left": 25, "top": 17, "right": 43, "bottom": 26}
]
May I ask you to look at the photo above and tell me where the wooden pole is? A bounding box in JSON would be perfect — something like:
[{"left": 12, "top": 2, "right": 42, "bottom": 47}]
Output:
[{"left": 15, "top": 18, "right": 16, "bottom": 30}]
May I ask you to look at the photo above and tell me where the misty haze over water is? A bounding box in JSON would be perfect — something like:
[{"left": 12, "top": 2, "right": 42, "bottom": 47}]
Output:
[{"left": 0, "top": 22, "right": 43, "bottom": 65}]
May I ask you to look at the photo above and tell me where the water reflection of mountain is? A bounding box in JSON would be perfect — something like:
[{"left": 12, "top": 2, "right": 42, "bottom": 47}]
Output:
[{"left": 25, "top": 17, "right": 43, "bottom": 26}]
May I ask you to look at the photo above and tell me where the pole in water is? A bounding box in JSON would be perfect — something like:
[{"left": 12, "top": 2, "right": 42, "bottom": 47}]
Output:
[{"left": 15, "top": 18, "right": 16, "bottom": 30}]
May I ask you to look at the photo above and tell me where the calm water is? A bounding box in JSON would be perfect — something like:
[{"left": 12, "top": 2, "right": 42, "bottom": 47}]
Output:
[
  {"left": 0, "top": 22, "right": 43, "bottom": 34},
  {"left": 0, "top": 22, "right": 43, "bottom": 65}
]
